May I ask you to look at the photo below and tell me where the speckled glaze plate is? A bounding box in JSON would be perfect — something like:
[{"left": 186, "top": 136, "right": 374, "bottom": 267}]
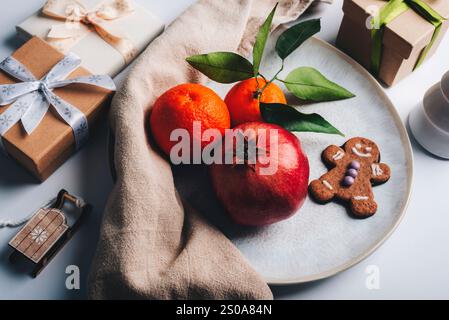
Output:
[{"left": 175, "top": 36, "right": 414, "bottom": 285}]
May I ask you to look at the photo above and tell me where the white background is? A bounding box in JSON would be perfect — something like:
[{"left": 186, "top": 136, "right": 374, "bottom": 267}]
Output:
[{"left": 0, "top": 0, "right": 448, "bottom": 300}]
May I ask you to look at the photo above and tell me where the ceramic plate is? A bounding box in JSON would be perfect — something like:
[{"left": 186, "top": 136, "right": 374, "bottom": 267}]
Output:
[{"left": 175, "top": 35, "right": 413, "bottom": 285}]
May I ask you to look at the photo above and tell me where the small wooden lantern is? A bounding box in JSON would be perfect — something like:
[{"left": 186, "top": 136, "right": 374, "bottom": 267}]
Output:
[{"left": 9, "top": 189, "right": 91, "bottom": 277}]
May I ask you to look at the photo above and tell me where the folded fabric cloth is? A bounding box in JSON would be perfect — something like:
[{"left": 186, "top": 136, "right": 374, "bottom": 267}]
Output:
[{"left": 88, "top": 0, "right": 315, "bottom": 300}]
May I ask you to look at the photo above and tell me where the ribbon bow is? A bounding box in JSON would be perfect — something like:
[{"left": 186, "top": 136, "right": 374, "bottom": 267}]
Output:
[
  {"left": 43, "top": 0, "right": 137, "bottom": 63},
  {"left": 371, "top": 0, "right": 446, "bottom": 74},
  {"left": 0, "top": 53, "right": 116, "bottom": 151}
]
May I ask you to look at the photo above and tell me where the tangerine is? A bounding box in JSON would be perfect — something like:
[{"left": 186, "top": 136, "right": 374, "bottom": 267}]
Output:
[
  {"left": 224, "top": 78, "right": 287, "bottom": 126},
  {"left": 150, "top": 83, "right": 230, "bottom": 156}
]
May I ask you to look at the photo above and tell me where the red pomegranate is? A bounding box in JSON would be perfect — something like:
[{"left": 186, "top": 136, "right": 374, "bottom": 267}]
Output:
[{"left": 210, "top": 122, "right": 309, "bottom": 226}]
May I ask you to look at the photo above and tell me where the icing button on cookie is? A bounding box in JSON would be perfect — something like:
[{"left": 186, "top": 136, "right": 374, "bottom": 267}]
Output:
[
  {"left": 347, "top": 168, "right": 358, "bottom": 178},
  {"left": 343, "top": 176, "right": 355, "bottom": 186},
  {"left": 349, "top": 160, "right": 360, "bottom": 170}
]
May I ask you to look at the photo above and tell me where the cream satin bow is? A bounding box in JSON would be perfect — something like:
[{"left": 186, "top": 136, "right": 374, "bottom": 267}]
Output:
[{"left": 43, "top": 0, "right": 137, "bottom": 63}]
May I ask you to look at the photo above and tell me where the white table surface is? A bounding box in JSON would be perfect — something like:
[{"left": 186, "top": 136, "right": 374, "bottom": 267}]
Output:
[{"left": 0, "top": 0, "right": 448, "bottom": 300}]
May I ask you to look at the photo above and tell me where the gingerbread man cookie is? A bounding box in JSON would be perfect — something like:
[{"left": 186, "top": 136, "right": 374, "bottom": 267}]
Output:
[{"left": 309, "top": 137, "right": 391, "bottom": 218}]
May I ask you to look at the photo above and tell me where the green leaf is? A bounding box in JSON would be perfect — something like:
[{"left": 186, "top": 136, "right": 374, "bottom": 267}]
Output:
[
  {"left": 186, "top": 52, "right": 254, "bottom": 84},
  {"left": 253, "top": 3, "right": 278, "bottom": 76},
  {"left": 275, "top": 19, "right": 321, "bottom": 60},
  {"left": 284, "top": 67, "right": 355, "bottom": 101},
  {"left": 260, "top": 102, "right": 344, "bottom": 136}
]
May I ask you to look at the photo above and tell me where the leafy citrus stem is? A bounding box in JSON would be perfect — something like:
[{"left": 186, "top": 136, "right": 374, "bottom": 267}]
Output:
[{"left": 254, "top": 60, "right": 285, "bottom": 100}]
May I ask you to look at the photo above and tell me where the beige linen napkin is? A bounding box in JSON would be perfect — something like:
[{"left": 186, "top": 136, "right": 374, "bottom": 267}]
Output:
[{"left": 88, "top": 0, "right": 315, "bottom": 300}]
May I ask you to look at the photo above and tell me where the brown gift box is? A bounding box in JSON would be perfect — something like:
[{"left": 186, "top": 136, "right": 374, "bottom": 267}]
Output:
[
  {"left": 336, "top": 0, "right": 449, "bottom": 86},
  {"left": 0, "top": 37, "right": 113, "bottom": 181}
]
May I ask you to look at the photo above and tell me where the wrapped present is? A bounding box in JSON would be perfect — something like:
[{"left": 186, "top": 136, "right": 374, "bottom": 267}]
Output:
[
  {"left": 17, "top": 0, "right": 165, "bottom": 77},
  {"left": 337, "top": 0, "right": 449, "bottom": 86},
  {"left": 0, "top": 37, "right": 115, "bottom": 181}
]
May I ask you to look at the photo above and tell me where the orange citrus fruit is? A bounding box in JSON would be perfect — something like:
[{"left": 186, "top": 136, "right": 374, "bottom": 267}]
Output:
[
  {"left": 150, "top": 83, "right": 230, "bottom": 156},
  {"left": 224, "top": 77, "right": 287, "bottom": 126}
]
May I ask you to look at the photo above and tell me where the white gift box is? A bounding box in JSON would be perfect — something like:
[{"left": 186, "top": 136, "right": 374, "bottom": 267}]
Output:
[{"left": 16, "top": 0, "right": 165, "bottom": 77}]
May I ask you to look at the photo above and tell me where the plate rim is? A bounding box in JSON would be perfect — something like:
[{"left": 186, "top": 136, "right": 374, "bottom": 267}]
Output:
[
  {"left": 265, "top": 37, "right": 414, "bottom": 286},
  {"left": 106, "top": 36, "right": 415, "bottom": 287}
]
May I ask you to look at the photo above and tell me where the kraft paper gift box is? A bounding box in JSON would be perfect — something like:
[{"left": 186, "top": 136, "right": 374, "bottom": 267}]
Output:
[
  {"left": 17, "top": 0, "right": 165, "bottom": 77},
  {"left": 0, "top": 37, "right": 114, "bottom": 181},
  {"left": 336, "top": 0, "right": 449, "bottom": 86}
]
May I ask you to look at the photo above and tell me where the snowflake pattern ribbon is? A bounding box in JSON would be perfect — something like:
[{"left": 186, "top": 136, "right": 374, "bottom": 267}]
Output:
[{"left": 0, "top": 52, "right": 116, "bottom": 150}]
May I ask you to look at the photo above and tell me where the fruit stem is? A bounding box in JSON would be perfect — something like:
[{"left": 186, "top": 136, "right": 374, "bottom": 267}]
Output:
[
  {"left": 255, "top": 75, "right": 261, "bottom": 89},
  {"left": 275, "top": 78, "right": 296, "bottom": 85},
  {"left": 256, "top": 60, "right": 285, "bottom": 101},
  {"left": 260, "top": 74, "right": 269, "bottom": 83},
  {"left": 254, "top": 73, "right": 269, "bottom": 99}
]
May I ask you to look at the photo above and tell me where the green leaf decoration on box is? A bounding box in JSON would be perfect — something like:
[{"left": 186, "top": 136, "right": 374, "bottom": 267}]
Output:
[{"left": 370, "top": 0, "right": 446, "bottom": 73}]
